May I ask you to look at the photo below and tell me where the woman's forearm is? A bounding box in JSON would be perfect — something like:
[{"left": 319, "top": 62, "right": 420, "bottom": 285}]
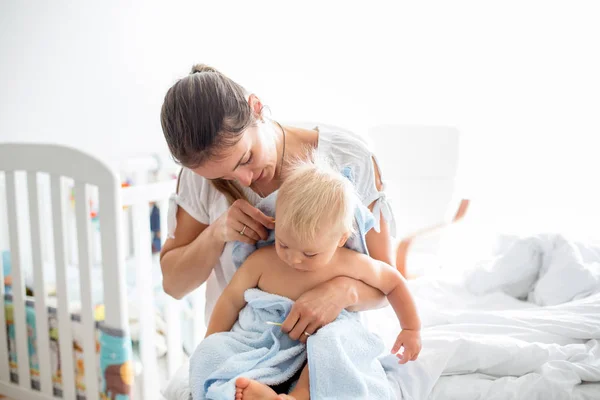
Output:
[
  {"left": 336, "top": 277, "right": 388, "bottom": 312},
  {"left": 161, "top": 223, "right": 225, "bottom": 299}
]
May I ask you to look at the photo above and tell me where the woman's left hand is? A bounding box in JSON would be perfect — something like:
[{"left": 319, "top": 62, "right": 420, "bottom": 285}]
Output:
[{"left": 281, "top": 277, "right": 353, "bottom": 343}]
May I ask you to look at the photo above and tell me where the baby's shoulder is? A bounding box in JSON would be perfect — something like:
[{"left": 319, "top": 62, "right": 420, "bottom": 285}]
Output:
[
  {"left": 242, "top": 246, "right": 281, "bottom": 270},
  {"left": 335, "top": 247, "right": 372, "bottom": 265},
  {"left": 333, "top": 248, "right": 377, "bottom": 278}
]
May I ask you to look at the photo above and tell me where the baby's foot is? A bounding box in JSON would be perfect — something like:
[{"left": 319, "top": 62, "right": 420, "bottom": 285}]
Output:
[{"left": 235, "top": 377, "right": 279, "bottom": 400}]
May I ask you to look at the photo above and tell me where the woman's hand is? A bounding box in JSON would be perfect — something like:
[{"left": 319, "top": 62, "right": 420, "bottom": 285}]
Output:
[
  {"left": 212, "top": 199, "right": 275, "bottom": 245},
  {"left": 281, "top": 277, "right": 355, "bottom": 343}
]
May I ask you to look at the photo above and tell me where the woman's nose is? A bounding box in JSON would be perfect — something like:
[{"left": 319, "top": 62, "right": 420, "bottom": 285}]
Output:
[{"left": 234, "top": 169, "right": 253, "bottom": 187}]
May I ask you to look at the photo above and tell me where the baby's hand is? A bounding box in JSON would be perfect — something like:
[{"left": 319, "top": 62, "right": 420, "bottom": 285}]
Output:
[{"left": 392, "top": 329, "right": 421, "bottom": 364}]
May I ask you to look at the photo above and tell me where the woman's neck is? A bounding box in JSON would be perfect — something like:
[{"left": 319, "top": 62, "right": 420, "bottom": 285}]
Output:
[
  {"left": 282, "top": 125, "right": 319, "bottom": 160},
  {"left": 251, "top": 124, "right": 319, "bottom": 198}
]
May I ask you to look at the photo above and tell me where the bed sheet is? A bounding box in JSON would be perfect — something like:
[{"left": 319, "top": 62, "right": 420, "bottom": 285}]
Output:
[
  {"left": 163, "top": 280, "right": 600, "bottom": 400},
  {"left": 163, "top": 234, "right": 600, "bottom": 400},
  {"left": 432, "top": 375, "right": 600, "bottom": 400}
]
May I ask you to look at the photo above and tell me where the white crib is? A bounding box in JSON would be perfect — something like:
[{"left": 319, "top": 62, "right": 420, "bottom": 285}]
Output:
[{"left": 0, "top": 143, "right": 205, "bottom": 400}]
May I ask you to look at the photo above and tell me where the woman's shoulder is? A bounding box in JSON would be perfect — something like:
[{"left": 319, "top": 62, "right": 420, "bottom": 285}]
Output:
[
  {"left": 317, "top": 124, "right": 373, "bottom": 161},
  {"left": 172, "top": 167, "right": 222, "bottom": 224},
  {"left": 177, "top": 167, "right": 214, "bottom": 196},
  {"left": 316, "top": 124, "right": 397, "bottom": 236},
  {"left": 317, "top": 125, "right": 377, "bottom": 186}
]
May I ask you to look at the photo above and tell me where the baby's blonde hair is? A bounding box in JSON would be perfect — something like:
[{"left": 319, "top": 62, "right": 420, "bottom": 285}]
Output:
[{"left": 276, "top": 157, "right": 356, "bottom": 244}]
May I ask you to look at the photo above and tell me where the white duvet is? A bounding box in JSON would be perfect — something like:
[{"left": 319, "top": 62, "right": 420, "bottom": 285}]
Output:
[
  {"left": 369, "top": 233, "right": 600, "bottom": 399},
  {"left": 163, "top": 234, "right": 600, "bottom": 400}
]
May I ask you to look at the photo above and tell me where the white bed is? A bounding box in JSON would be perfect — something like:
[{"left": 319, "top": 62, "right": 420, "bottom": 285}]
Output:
[{"left": 163, "top": 233, "right": 600, "bottom": 400}]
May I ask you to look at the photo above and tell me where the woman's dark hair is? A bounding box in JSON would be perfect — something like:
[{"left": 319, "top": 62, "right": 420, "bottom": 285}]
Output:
[{"left": 161, "top": 64, "right": 255, "bottom": 203}]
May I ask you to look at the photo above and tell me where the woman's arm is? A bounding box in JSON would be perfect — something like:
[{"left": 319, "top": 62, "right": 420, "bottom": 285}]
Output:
[
  {"left": 365, "top": 157, "right": 396, "bottom": 266},
  {"left": 344, "top": 157, "right": 396, "bottom": 311},
  {"left": 160, "top": 207, "right": 225, "bottom": 299},
  {"left": 161, "top": 197, "right": 274, "bottom": 300}
]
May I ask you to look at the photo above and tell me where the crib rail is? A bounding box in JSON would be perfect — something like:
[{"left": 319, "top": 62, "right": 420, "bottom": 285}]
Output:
[
  {"left": 27, "top": 172, "right": 53, "bottom": 396},
  {"left": 120, "top": 170, "right": 209, "bottom": 395},
  {"left": 122, "top": 180, "right": 191, "bottom": 382},
  {"left": 120, "top": 175, "right": 207, "bottom": 387},
  {"left": 0, "top": 143, "right": 130, "bottom": 399},
  {"left": 121, "top": 181, "right": 175, "bottom": 399},
  {"left": 4, "top": 171, "right": 31, "bottom": 391},
  {"left": 0, "top": 145, "right": 205, "bottom": 400}
]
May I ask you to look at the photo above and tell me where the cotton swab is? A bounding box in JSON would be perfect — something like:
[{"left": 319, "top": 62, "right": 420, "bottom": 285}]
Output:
[{"left": 266, "top": 321, "right": 282, "bottom": 326}]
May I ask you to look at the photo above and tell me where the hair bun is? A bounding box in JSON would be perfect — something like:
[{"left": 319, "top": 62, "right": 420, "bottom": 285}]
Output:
[{"left": 190, "top": 64, "right": 219, "bottom": 75}]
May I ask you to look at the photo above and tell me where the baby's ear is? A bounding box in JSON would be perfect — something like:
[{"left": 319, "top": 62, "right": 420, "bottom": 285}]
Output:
[{"left": 338, "top": 232, "right": 351, "bottom": 247}]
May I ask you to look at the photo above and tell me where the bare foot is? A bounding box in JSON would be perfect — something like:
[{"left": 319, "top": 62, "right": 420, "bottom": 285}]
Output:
[{"left": 235, "top": 377, "right": 279, "bottom": 400}]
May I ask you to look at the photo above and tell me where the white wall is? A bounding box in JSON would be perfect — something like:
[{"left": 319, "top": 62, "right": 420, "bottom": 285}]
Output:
[{"left": 1, "top": 1, "right": 599, "bottom": 238}]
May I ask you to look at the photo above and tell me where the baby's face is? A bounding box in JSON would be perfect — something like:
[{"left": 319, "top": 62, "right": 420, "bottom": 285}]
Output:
[{"left": 274, "top": 225, "right": 344, "bottom": 272}]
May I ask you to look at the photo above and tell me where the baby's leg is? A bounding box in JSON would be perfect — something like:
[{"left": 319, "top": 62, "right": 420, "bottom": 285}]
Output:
[{"left": 282, "top": 364, "right": 310, "bottom": 400}]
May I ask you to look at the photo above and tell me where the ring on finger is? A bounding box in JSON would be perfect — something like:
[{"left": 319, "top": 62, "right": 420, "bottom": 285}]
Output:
[{"left": 239, "top": 225, "right": 247, "bottom": 236}]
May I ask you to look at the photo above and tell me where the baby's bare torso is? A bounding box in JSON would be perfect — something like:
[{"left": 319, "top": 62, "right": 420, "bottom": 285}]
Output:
[{"left": 252, "top": 246, "right": 355, "bottom": 301}]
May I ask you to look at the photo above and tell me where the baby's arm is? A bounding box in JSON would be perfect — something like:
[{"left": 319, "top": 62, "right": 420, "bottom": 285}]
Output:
[
  {"left": 204, "top": 252, "right": 263, "bottom": 337},
  {"left": 338, "top": 251, "right": 421, "bottom": 362},
  {"left": 343, "top": 253, "right": 420, "bottom": 328}
]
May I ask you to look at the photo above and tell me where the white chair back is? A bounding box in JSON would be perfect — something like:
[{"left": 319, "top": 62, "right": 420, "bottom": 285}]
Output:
[{"left": 367, "top": 124, "right": 461, "bottom": 251}]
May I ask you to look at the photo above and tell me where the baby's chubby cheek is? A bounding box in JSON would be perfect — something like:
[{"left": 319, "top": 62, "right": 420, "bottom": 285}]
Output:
[{"left": 275, "top": 247, "right": 287, "bottom": 264}]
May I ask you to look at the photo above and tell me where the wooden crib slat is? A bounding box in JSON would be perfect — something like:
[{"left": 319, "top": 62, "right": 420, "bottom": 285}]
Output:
[
  {"left": 0, "top": 256, "right": 9, "bottom": 385},
  {"left": 164, "top": 296, "right": 182, "bottom": 379},
  {"left": 74, "top": 182, "right": 100, "bottom": 399},
  {"left": 5, "top": 172, "right": 31, "bottom": 388},
  {"left": 158, "top": 197, "right": 185, "bottom": 377},
  {"left": 0, "top": 174, "right": 11, "bottom": 383},
  {"left": 27, "top": 172, "right": 53, "bottom": 395},
  {"left": 131, "top": 201, "right": 159, "bottom": 400},
  {"left": 158, "top": 198, "right": 169, "bottom": 246},
  {"left": 50, "top": 175, "right": 76, "bottom": 399},
  {"left": 192, "top": 284, "right": 207, "bottom": 348},
  {"left": 98, "top": 188, "right": 128, "bottom": 331}
]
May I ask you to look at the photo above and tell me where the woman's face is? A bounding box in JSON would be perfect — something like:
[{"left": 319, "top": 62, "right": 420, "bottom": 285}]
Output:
[{"left": 192, "top": 121, "right": 279, "bottom": 188}]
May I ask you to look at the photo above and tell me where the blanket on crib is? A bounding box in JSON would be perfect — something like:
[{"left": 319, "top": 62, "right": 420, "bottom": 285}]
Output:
[{"left": 189, "top": 289, "right": 393, "bottom": 400}]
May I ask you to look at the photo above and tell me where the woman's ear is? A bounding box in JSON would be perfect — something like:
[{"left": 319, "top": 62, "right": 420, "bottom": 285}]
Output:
[
  {"left": 338, "top": 232, "right": 351, "bottom": 247},
  {"left": 248, "top": 94, "right": 264, "bottom": 121}
]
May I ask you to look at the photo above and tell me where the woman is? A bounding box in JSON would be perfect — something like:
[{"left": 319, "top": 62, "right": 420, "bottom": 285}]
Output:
[{"left": 159, "top": 64, "right": 396, "bottom": 341}]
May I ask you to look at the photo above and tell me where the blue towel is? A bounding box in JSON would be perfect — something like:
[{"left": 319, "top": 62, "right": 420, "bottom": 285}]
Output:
[
  {"left": 232, "top": 166, "right": 376, "bottom": 269},
  {"left": 189, "top": 289, "right": 393, "bottom": 400}
]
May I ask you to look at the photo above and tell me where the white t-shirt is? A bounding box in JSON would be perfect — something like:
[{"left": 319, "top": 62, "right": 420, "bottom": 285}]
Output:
[{"left": 166, "top": 126, "right": 396, "bottom": 323}]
